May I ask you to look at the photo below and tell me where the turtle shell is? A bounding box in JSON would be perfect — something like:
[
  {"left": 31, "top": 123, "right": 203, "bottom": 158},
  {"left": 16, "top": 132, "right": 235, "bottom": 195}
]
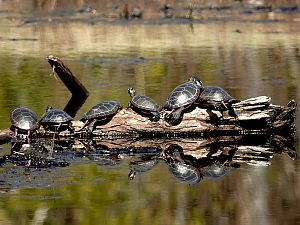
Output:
[
  {"left": 164, "top": 80, "right": 201, "bottom": 110},
  {"left": 39, "top": 108, "right": 72, "bottom": 124},
  {"left": 198, "top": 86, "right": 238, "bottom": 106},
  {"left": 131, "top": 95, "right": 161, "bottom": 112},
  {"left": 81, "top": 100, "right": 121, "bottom": 122},
  {"left": 166, "top": 161, "right": 201, "bottom": 184},
  {"left": 10, "top": 106, "right": 39, "bottom": 131}
]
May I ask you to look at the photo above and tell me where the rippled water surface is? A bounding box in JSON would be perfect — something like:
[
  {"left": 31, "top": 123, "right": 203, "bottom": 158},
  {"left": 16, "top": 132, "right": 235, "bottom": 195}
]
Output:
[{"left": 0, "top": 11, "right": 299, "bottom": 225}]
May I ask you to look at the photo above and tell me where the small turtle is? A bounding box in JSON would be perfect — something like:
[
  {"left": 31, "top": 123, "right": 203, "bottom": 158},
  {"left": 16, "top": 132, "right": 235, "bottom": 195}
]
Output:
[
  {"left": 80, "top": 100, "right": 122, "bottom": 134},
  {"left": 127, "top": 87, "right": 161, "bottom": 122},
  {"left": 10, "top": 106, "right": 39, "bottom": 138},
  {"left": 197, "top": 86, "right": 239, "bottom": 117},
  {"left": 164, "top": 76, "right": 203, "bottom": 125},
  {"left": 39, "top": 105, "right": 74, "bottom": 133}
]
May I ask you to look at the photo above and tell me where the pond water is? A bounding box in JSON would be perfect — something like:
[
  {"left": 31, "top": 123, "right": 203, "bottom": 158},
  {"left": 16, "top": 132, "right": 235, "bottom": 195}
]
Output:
[{"left": 0, "top": 12, "right": 300, "bottom": 225}]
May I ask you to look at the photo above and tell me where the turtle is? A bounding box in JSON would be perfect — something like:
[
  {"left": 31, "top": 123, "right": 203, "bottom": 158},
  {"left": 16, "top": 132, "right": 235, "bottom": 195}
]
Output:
[
  {"left": 39, "top": 105, "right": 74, "bottom": 133},
  {"left": 127, "top": 87, "right": 161, "bottom": 122},
  {"left": 10, "top": 106, "right": 39, "bottom": 138},
  {"left": 80, "top": 100, "right": 122, "bottom": 134},
  {"left": 196, "top": 86, "right": 239, "bottom": 117},
  {"left": 164, "top": 76, "right": 203, "bottom": 125}
]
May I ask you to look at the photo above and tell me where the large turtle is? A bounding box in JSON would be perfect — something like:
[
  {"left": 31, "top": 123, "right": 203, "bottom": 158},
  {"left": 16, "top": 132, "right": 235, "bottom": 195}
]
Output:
[
  {"left": 39, "top": 105, "right": 74, "bottom": 134},
  {"left": 10, "top": 106, "right": 39, "bottom": 138},
  {"left": 197, "top": 86, "right": 239, "bottom": 117},
  {"left": 164, "top": 76, "right": 203, "bottom": 125},
  {"left": 127, "top": 87, "right": 161, "bottom": 122},
  {"left": 80, "top": 100, "right": 122, "bottom": 134}
]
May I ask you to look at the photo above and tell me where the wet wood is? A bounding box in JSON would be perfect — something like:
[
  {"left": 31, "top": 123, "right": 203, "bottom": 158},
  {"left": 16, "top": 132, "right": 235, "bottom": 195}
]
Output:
[{"left": 47, "top": 55, "right": 89, "bottom": 117}]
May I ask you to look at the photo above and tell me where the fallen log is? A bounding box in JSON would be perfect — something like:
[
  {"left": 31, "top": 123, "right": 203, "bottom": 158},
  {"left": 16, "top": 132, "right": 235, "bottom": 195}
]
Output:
[{"left": 0, "top": 56, "right": 296, "bottom": 143}]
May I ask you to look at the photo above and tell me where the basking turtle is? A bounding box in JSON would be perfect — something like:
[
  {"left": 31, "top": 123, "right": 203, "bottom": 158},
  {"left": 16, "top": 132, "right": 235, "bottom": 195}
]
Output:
[
  {"left": 39, "top": 105, "right": 74, "bottom": 133},
  {"left": 10, "top": 106, "right": 39, "bottom": 137},
  {"left": 164, "top": 76, "right": 203, "bottom": 125},
  {"left": 80, "top": 100, "right": 122, "bottom": 134},
  {"left": 127, "top": 87, "right": 161, "bottom": 122},
  {"left": 197, "top": 86, "right": 239, "bottom": 116}
]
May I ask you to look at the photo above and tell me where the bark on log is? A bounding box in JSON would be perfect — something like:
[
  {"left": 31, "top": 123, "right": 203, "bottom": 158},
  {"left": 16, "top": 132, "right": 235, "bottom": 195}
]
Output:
[
  {"left": 0, "top": 56, "right": 296, "bottom": 143},
  {"left": 71, "top": 96, "right": 296, "bottom": 138}
]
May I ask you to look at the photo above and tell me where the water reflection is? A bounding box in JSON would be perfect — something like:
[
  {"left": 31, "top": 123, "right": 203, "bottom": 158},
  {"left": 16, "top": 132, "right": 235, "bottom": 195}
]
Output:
[
  {"left": 0, "top": 133, "right": 295, "bottom": 189},
  {"left": 0, "top": 10, "right": 299, "bottom": 224}
]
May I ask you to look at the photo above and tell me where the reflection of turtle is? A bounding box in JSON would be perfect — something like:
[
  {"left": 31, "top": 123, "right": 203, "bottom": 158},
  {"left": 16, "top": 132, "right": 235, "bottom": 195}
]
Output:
[
  {"left": 80, "top": 100, "right": 122, "bottom": 134},
  {"left": 197, "top": 86, "right": 239, "bottom": 117},
  {"left": 164, "top": 76, "right": 203, "bottom": 125},
  {"left": 128, "top": 87, "right": 161, "bottom": 122},
  {"left": 166, "top": 161, "right": 201, "bottom": 184},
  {"left": 10, "top": 106, "right": 39, "bottom": 137},
  {"left": 128, "top": 158, "right": 159, "bottom": 180},
  {"left": 163, "top": 144, "right": 202, "bottom": 184},
  {"left": 202, "top": 164, "right": 231, "bottom": 180},
  {"left": 39, "top": 105, "right": 74, "bottom": 133},
  {"left": 88, "top": 153, "right": 120, "bottom": 168}
]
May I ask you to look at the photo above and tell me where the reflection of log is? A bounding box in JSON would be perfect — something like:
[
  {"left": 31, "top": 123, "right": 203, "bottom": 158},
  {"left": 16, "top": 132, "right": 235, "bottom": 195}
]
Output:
[
  {"left": 47, "top": 55, "right": 89, "bottom": 117},
  {"left": 3, "top": 134, "right": 295, "bottom": 170}
]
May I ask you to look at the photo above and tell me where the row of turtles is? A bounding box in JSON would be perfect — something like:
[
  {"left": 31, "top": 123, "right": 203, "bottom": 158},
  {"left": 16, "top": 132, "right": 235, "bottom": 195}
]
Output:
[{"left": 10, "top": 76, "right": 239, "bottom": 137}]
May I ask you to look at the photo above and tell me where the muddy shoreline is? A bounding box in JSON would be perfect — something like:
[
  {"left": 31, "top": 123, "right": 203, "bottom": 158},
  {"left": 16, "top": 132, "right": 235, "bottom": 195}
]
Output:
[{"left": 2, "top": 0, "right": 300, "bottom": 25}]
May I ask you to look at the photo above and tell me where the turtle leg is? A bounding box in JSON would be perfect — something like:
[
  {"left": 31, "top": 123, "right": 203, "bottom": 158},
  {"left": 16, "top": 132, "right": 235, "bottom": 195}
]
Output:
[
  {"left": 165, "top": 107, "right": 184, "bottom": 125},
  {"left": 127, "top": 102, "right": 132, "bottom": 109},
  {"left": 11, "top": 127, "right": 18, "bottom": 142},
  {"left": 85, "top": 119, "right": 97, "bottom": 135},
  {"left": 149, "top": 111, "right": 160, "bottom": 122},
  {"left": 68, "top": 122, "right": 74, "bottom": 134},
  {"left": 56, "top": 123, "right": 62, "bottom": 134}
]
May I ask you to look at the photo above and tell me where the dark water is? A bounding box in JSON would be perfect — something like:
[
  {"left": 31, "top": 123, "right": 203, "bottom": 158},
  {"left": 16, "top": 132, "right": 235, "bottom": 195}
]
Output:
[{"left": 0, "top": 16, "right": 299, "bottom": 224}]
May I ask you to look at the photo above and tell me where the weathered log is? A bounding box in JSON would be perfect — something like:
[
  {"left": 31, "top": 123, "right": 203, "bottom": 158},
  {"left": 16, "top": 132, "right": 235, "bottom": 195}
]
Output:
[
  {"left": 70, "top": 96, "right": 296, "bottom": 138},
  {"left": 0, "top": 56, "right": 296, "bottom": 143},
  {"left": 47, "top": 55, "right": 89, "bottom": 117}
]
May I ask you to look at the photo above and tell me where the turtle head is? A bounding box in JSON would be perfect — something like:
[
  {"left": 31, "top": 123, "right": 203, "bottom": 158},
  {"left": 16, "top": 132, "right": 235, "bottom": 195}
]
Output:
[
  {"left": 128, "top": 87, "right": 136, "bottom": 97},
  {"left": 46, "top": 105, "right": 53, "bottom": 112},
  {"left": 189, "top": 76, "right": 203, "bottom": 89}
]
